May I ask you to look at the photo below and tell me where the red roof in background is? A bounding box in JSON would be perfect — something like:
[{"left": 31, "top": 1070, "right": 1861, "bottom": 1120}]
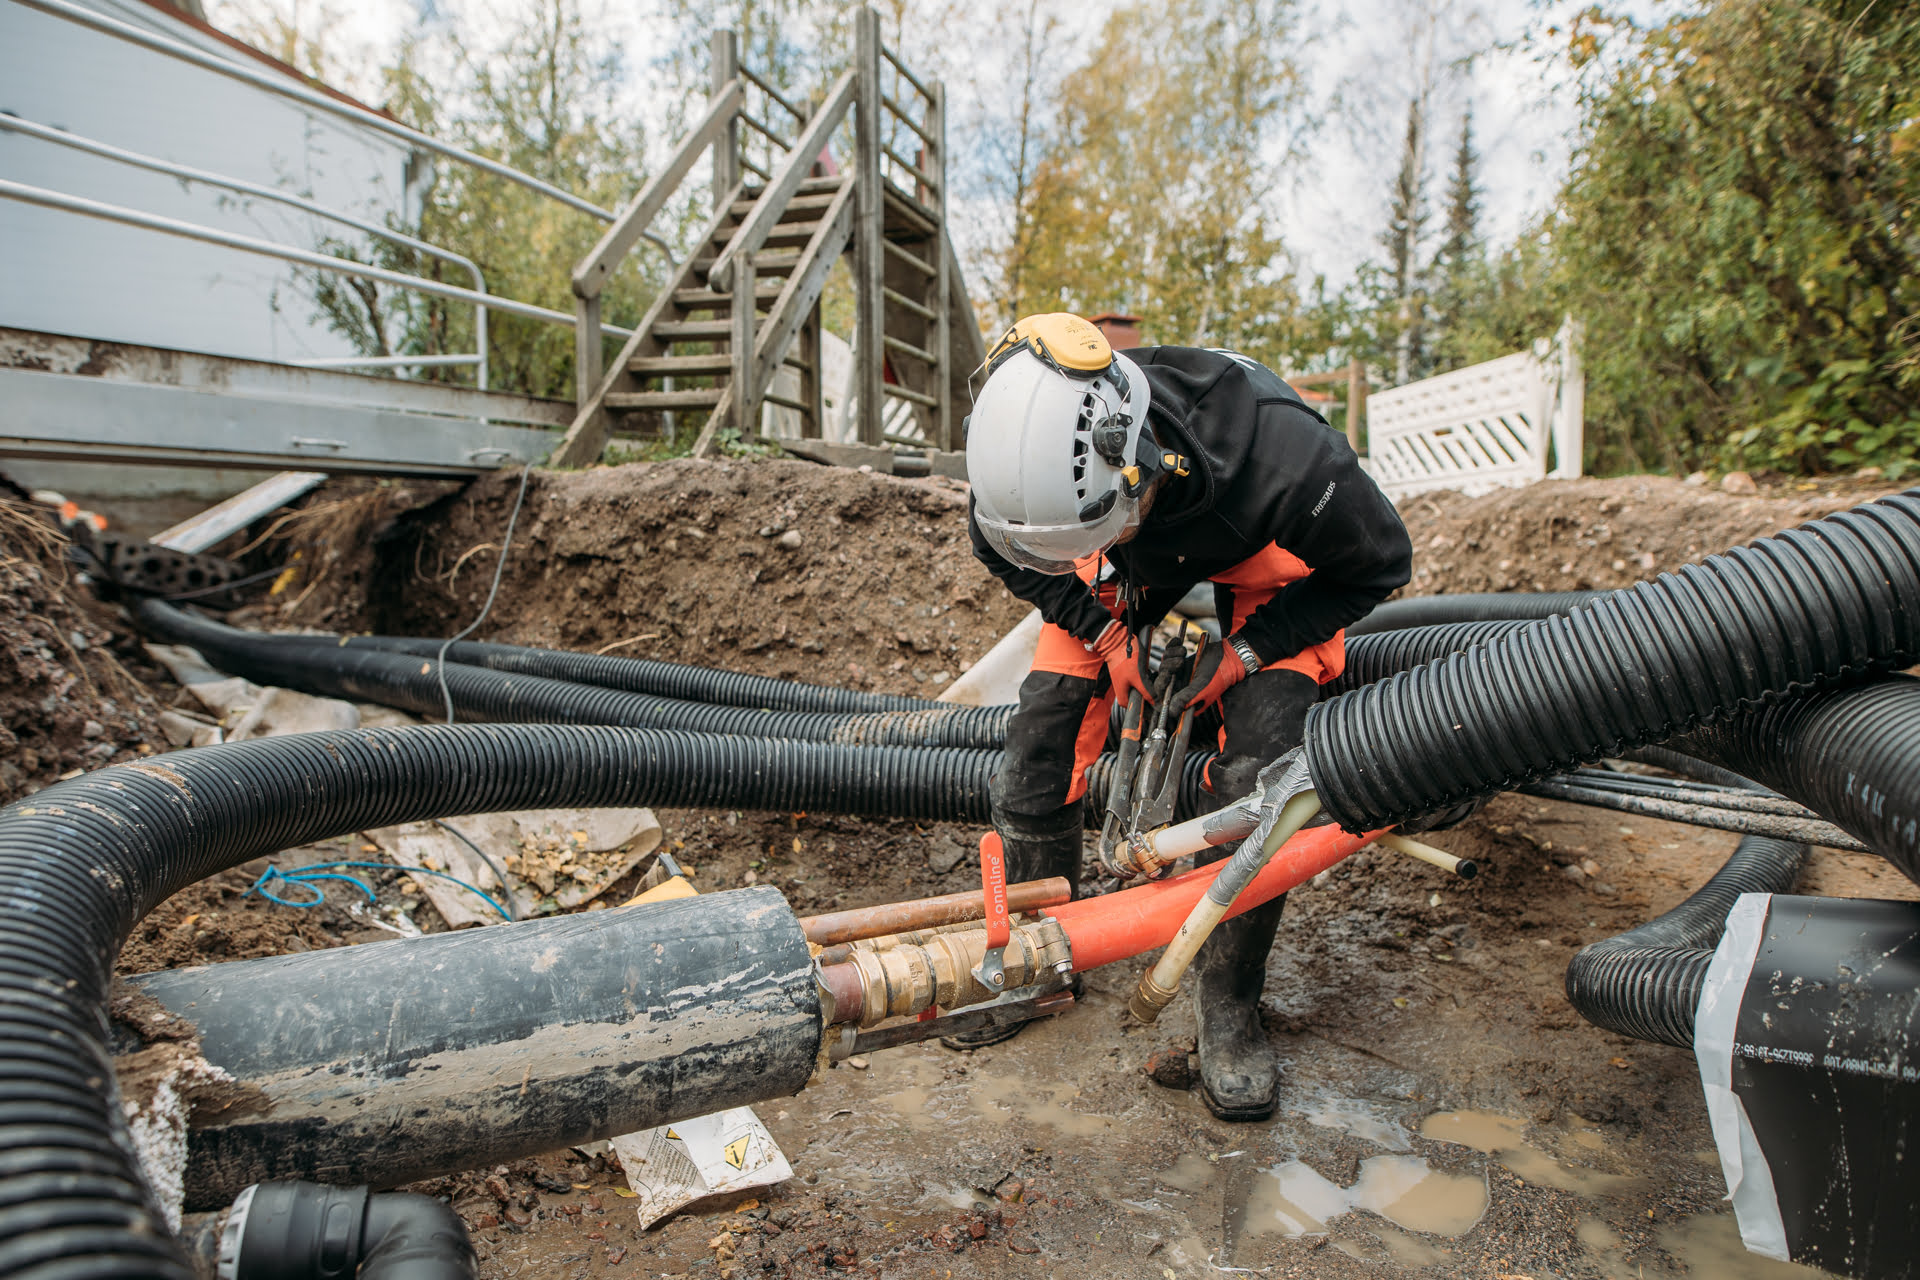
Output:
[{"left": 131, "top": 0, "right": 399, "bottom": 121}]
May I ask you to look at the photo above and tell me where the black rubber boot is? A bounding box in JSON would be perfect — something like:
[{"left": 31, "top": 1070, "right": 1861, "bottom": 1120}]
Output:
[
  {"left": 1185, "top": 668, "right": 1318, "bottom": 1121},
  {"left": 1191, "top": 891, "right": 1285, "bottom": 1120},
  {"left": 940, "top": 800, "right": 1083, "bottom": 1051}
]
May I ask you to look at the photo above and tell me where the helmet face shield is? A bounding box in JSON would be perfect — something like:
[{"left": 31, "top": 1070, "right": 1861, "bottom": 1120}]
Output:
[{"left": 975, "top": 488, "right": 1138, "bottom": 574}]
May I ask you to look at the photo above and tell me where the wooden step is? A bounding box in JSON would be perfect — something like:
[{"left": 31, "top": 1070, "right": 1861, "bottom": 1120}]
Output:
[
  {"left": 761, "top": 221, "right": 825, "bottom": 247},
  {"left": 628, "top": 354, "right": 732, "bottom": 376},
  {"left": 728, "top": 191, "right": 842, "bottom": 220},
  {"left": 672, "top": 281, "right": 786, "bottom": 309},
  {"left": 605, "top": 388, "right": 726, "bottom": 411},
  {"left": 690, "top": 251, "right": 801, "bottom": 277},
  {"left": 653, "top": 320, "right": 737, "bottom": 340}
]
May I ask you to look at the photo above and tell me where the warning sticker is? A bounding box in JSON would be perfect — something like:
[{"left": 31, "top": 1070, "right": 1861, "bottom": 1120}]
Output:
[{"left": 610, "top": 1107, "right": 792, "bottom": 1228}]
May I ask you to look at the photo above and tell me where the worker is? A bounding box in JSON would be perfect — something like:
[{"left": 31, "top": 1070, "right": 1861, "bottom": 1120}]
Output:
[{"left": 954, "top": 313, "right": 1412, "bottom": 1122}]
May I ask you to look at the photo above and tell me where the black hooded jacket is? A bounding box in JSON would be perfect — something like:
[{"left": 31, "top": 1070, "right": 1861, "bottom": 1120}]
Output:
[{"left": 969, "top": 345, "right": 1413, "bottom": 666}]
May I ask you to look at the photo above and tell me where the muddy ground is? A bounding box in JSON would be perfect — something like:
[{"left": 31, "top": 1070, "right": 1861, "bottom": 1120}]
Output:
[{"left": 4, "top": 460, "right": 1913, "bottom": 1278}]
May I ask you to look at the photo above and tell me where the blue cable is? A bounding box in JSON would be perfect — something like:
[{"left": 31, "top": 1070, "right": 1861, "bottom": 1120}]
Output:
[{"left": 246, "top": 860, "right": 512, "bottom": 921}]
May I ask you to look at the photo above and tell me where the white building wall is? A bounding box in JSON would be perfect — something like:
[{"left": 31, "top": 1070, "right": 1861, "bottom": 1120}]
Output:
[{"left": 0, "top": 0, "right": 423, "bottom": 363}]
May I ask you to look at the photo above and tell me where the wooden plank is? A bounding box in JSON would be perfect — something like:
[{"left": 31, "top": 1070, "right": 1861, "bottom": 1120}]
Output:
[
  {"left": 707, "top": 71, "right": 857, "bottom": 292},
  {"left": 573, "top": 293, "right": 602, "bottom": 408},
  {"left": 882, "top": 144, "right": 937, "bottom": 195},
  {"left": 152, "top": 471, "right": 326, "bottom": 552},
  {"left": 711, "top": 32, "right": 739, "bottom": 210},
  {"left": 606, "top": 388, "right": 725, "bottom": 410},
  {"left": 656, "top": 320, "right": 738, "bottom": 340},
  {"left": 883, "top": 334, "right": 936, "bottom": 366},
  {"left": 881, "top": 179, "right": 937, "bottom": 237},
  {"left": 739, "top": 65, "right": 807, "bottom": 126},
  {"left": 854, "top": 10, "right": 886, "bottom": 448},
  {"left": 882, "top": 95, "right": 933, "bottom": 144},
  {"left": 672, "top": 281, "right": 783, "bottom": 308},
  {"left": 882, "top": 286, "right": 934, "bottom": 321},
  {"left": 883, "top": 237, "right": 935, "bottom": 276},
  {"left": 572, "top": 79, "right": 742, "bottom": 299},
  {"left": 883, "top": 382, "right": 937, "bottom": 408},
  {"left": 628, "top": 354, "right": 731, "bottom": 375}
]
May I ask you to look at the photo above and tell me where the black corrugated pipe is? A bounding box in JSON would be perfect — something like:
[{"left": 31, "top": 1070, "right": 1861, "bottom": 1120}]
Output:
[
  {"left": 197, "top": 1182, "right": 478, "bottom": 1280},
  {"left": 343, "top": 633, "right": 937, "bottom": 713},
  {"left": 1671, "top": 676, "right": 1920, "bottom": 884},
  {"left": 0, "top": 725, "right": 969, "bottom": 1277},
  {"left": 1305, "top": 490, "right": 1920, "bottom": 834},
  {"left": 1347, "top": 591, "right": 1603, "bottom": 635},
  {"left": 0, "top": 719, "right": 1218, "bottom": 1276},
  {"left": 1563, "top": 835, "right": 1808, "bottom": 1048},
  {"left": 134, "top": 600, "right": 1013, "bottom": 749}
]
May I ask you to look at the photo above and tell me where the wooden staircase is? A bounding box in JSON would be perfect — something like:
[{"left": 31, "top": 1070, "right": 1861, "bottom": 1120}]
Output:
[{"left": 550, "top": 11, "right": 983, "bottom": 468}]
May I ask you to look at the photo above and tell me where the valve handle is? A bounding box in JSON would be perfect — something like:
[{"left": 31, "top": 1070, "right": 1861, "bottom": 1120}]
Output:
[{"left": 979, "top": 831, "right": 1011, "bottom": 951}]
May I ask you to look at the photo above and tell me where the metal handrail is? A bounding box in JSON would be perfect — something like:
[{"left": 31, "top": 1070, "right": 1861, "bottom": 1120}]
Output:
[
  {"left": 1, "top": 112, "right": 492, "bottom": 389},
  {"left": 0, "top": 179, "right": 634, "bottom": 339},
  {"left": 14, "top": 0, "right": 619, "bottom": 225}
]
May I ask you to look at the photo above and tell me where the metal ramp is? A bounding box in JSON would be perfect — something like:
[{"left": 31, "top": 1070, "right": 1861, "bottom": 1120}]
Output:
[{"left": 1, "top": 0, "right": 980, "bottom": 484}]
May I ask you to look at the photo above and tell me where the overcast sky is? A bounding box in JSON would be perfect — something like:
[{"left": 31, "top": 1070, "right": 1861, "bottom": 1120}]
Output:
[{"left": 205, "top": 0, "right": 1655, "bottom": 290}]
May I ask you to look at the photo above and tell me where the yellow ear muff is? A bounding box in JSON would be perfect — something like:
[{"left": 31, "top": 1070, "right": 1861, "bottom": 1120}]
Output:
[{"left": 986, "top": 313, "right": 1113, "bottom": 377}]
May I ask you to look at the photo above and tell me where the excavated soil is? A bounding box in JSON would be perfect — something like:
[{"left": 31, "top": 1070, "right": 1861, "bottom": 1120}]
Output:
[
  {"left": 262, "top": 459, "right": 1028, "bottom": 695},
  {"left": 14, "top": 459, "right": 1911, "bottom": 1278},
  {"left": 0, "top": 497, "right": 169, "bottom": 802},
  {"left": 1395, "top": 472, "right": 1904, "bottom": 598}
]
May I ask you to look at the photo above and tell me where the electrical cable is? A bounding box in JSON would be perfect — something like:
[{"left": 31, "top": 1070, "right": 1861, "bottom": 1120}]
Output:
[
  {"left": 429, "top": 818, "right": 520, "bottom": 920},
  {"left": 436, "top": 464, "right": 532, "bottom": 725},
  {"left": 244, "top": 859, "right": 512, "bottom": 921}
]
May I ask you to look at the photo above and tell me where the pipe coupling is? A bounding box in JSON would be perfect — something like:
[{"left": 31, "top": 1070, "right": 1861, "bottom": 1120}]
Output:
[
  {"left": 1128, "top": 970, "right": 1178, "bottom": 1024},
  {"left": 846, "top": 917, "right": 1071, "bottom": 1026}
]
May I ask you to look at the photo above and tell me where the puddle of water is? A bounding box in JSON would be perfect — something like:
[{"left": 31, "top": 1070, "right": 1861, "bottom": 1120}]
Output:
[
  {"left": 1366, "top": 1221, "right": 1452, "bottom": 1268},
  {"left": 1157, "top": 1153, "right": 1218, "bottom": 1194},
  {"left": 1420, "top": 1109, "right": 1641, "bottom": 1195},
  {"left": 1242, "top": 1154, "right": 1488, "bottom": 1239},
  {"left": 1578, "top": 1218, "right": 1621, "bottom": 1250},
  {"left": 967, "top": 1070, "right": 1116, "bottom": 1136},
  {"left": 1658, "top": 1213, "right": 1833, "bottom": 1279},
  {"left": 871, "top": 1055, "right": 945, "bottom": 1130},
  {"left": 1303, "top": 1094, "right": 1411, "bottom": 1151}
]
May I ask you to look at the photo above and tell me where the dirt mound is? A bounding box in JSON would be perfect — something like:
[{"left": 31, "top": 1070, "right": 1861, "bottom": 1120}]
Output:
[
  {"left": 0, "top": 499, "right": 169, "bottom": 802},
  {"left": 270, "top": 459, "right": 1030, "bottom": 695},
  {"left": 1394, "top": 473, "right": 1905, "bottom": 597}
]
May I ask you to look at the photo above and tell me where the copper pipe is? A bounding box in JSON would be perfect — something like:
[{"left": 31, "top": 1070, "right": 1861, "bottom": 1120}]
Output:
[
  {"left": 816, "top": 961, "right": 867, "bottom": 1026},
  {"left": 799, "top": 876, "right": 1072, "bottom": 946}
]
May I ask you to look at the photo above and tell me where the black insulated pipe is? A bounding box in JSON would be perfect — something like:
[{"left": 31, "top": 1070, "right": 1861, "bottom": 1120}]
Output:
[
  {"left": 1564, "top": 835, "right": 1808, "bottom": 1048},
  {"left": 1305, "top": 490, "right": 1920, "bottom": 832},
  {"left": 124, "top": 887, "right": 820, "bottom": 1208},
  {"left": 134, "top": 600, "right": 1014, "bottom": 749},
  {"left": 210, "top": 1181, "right": 477, "bottom": 1280},
  {"left": 344, "top": 633, "right": 936, "bottom": 713},
  {"left": 1347, "top": 591, "right": 1602, "bottom": 636}
]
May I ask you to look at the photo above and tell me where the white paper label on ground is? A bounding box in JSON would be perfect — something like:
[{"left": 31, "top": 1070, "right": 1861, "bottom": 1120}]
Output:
[{"left": 611, "top": 1107, "right": 792, "bottom": 1228}]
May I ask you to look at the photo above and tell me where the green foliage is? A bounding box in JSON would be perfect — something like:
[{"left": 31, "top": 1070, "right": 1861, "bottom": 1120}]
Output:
[
  {"left": 1008, "top": 0, "right": 1318, "bottom": 369},
  {"left": 308, "top": 0, "right": 662, "bottom": 400},
  {"left": 1543, "top": 0, "right": 1920, "bottom": 474}
]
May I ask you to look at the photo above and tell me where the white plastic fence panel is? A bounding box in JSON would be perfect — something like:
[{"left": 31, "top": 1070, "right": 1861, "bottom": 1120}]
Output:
[{"left": 1365, "top": 321, "right": 1584, "bottom": 499}]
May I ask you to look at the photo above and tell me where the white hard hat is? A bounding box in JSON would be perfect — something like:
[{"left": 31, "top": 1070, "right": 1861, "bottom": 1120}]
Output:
[{"left": 966, "top": 314, "right": 1157, "bottom": 575}]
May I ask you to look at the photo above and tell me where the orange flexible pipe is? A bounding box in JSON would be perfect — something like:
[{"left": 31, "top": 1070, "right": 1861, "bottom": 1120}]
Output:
[{"left": 1043, "top": 824, "right": 1382, "bottom": 971}]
